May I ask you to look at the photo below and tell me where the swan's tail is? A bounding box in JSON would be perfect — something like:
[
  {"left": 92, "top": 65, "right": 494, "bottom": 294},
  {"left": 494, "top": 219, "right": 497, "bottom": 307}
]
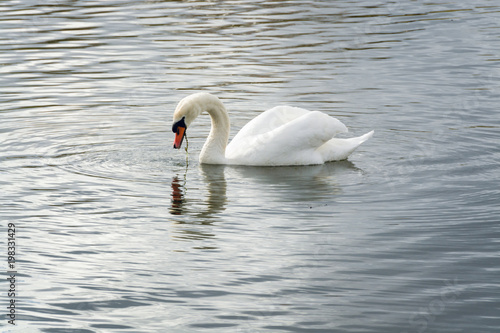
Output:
[{"left": 318, "top": 130, "right": 374, "bottom": 162}]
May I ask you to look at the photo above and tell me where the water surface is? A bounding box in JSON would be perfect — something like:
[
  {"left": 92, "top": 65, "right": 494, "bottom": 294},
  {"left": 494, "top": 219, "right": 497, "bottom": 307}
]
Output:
[{"left": 1, "top": 1, "right": 500, "bottom": 332}]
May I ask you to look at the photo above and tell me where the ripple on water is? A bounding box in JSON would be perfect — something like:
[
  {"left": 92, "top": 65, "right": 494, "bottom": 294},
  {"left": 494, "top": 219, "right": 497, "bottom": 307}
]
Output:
[{"left": 2, "top": 0, "right": 500, "bottom": 332}]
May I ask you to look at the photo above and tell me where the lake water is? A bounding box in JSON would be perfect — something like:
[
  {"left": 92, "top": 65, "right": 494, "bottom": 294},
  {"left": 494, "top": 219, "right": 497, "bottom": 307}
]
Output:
[{"left": 1, "top": 0, "right": 500, "bottom": 332}]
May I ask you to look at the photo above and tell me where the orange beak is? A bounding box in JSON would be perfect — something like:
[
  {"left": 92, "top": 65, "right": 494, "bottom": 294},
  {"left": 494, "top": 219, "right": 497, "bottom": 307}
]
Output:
[{"left": 173, "top": 126, "right": 186, "bottom": 149}]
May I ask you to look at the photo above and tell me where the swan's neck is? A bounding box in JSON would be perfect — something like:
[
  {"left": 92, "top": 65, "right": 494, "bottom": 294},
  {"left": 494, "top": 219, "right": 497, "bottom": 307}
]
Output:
[{"left": 198, "top": 97, "right": 230, "bottom": 164}]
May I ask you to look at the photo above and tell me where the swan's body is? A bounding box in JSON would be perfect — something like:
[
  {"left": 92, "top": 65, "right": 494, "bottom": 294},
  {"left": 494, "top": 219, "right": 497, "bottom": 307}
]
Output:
[{"left": 172, "top": 92, "right": 373, "bottom": 166}]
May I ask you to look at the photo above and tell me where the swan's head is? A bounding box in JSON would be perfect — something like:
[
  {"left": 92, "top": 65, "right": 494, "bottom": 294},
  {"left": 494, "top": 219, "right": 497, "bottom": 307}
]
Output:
[
  {"left": 172, "top": 92, "right": 225, "bottom": 149},
  {"left": 172, "top": 93, "right": 207, "bottom": 149},
  {"left": 172, "top": 116, "right": 187, "bottom": 149}
]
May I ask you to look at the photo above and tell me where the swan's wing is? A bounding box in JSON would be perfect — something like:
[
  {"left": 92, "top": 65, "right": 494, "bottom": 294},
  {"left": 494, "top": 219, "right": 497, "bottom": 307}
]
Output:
[
  {"left": 266, "top": 111, "right": 348, "bottom": 150},
  {"left": 227, "top": 110, "right": 348, "bottom": 165},
  {"left": 229, "top": 106, "right": 311, "bottom": 146}
]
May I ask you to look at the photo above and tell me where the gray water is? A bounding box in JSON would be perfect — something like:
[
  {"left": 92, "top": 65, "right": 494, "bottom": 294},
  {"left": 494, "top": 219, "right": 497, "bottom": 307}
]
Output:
[{"left": 1, "top": 1, "right": 500, "bottom": 332}]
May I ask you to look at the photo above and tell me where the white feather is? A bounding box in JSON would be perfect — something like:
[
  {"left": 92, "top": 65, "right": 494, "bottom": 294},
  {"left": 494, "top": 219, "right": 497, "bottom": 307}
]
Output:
[{"left": 172, "top": 93, "right": 373, "bottom": 166}]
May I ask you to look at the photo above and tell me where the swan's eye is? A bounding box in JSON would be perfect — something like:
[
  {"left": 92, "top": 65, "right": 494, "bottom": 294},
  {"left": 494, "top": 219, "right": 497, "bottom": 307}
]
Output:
[{"left": 172, "top": 117, "right": 186, "bottom": 133}]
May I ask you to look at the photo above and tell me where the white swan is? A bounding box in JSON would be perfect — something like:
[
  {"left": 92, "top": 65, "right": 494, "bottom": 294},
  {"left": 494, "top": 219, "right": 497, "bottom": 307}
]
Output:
[{"left": 172, "top": 92, "right": 373, "bottom": 166}]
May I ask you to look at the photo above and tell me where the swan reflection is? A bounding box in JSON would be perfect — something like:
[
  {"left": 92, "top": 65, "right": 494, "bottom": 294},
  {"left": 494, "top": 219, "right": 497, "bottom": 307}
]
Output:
[
  {"left": 170, "top": 160, "right": 360, "bottom": 220},
  {"left": 169, "top": 164, "right": 227, "bottom": 219},
  {"left": 230, "top": 160, "right": 361, "bottom": 205},
  {"left": 170, "top": 176, "right": 184, "bottom": 215}
]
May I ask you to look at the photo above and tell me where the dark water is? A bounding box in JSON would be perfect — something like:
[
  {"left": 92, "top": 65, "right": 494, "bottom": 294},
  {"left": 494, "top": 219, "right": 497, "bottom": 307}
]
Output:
[{"left": 1, "top": 1, "right": 500, "bottom": 332}]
